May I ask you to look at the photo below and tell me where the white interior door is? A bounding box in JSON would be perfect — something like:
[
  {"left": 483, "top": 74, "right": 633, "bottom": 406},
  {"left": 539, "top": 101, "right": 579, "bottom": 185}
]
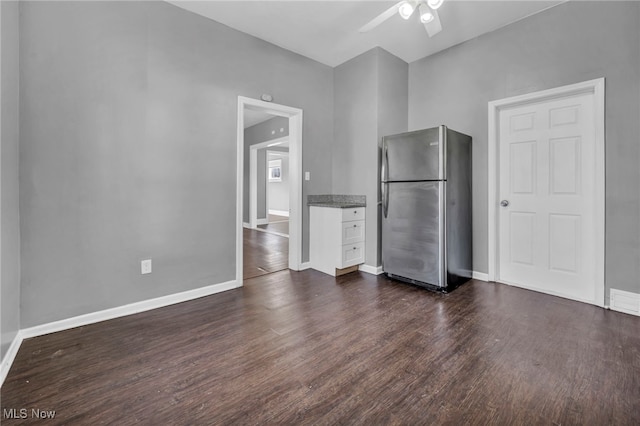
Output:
[{"left": 497, "top": 91, "right": 599, "bottom": 303}]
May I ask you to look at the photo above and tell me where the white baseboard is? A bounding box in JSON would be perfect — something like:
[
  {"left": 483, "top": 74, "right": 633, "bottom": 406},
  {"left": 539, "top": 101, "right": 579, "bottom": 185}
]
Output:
[
  {"left": 359, "top": 264, "right": 383, "bottom": 275},
  {"left": 358, "top": 267, "right": 488, "bottom": 280},
  {"left": 299, "top": 262, "right": 312, "bottom": 271},
  {"left": 0, "top": 279, "right": 240, "bottom": 387},
  {"left": 251, "top": 227, "right": 289, "bottom": 238},
  {"left": 20, "top": 279, "right": 239, "bottom": 340},
  {"left": 268, "top": 209, "right": 289, "bottom": 217},
  {"left": 245, "top": 221, "right": 268, "bottom": 228},
  {"left": 610, "top": 289, "right": 640, "bottom": 317},
  {"left": 472, "top": 271, "right": 489, "bottom": 282},
  {"left": 1, "top": 331, "right": 24, "bottom": 387}
]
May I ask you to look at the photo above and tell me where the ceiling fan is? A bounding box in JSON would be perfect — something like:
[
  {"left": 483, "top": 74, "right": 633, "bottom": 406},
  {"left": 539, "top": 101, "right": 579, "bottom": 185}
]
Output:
[{"left": 359, "top": 0, "right": 444, "bottom": 37}]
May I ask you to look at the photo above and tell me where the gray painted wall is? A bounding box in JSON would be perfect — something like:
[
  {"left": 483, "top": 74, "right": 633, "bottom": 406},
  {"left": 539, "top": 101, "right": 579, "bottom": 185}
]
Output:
[
  {"left": 333, "top": 50, "right": 378, "bottom": 266},
  {"left": 1, "top": 0, "right": 21, "bottom": 359},
  {"left": 268, "top": 151, "right": 289, "bottom": 213},
  {"left": 408, "top": 1, "right": 640, "bottom": 300},
  {"left": 11, "top": 0, "right": 638, "bottom": 333},
  {"left": 332, "top": 47, "right": 407, "bottom": 268},
  {"left": 243, "top": 116, "right": 289, "bottom": 223},
  {"left": 376, "top": 49, "right": 410, "bottom": 264},
  {"left": 19, "top": 1, "right": 332, "bottom": 327}
]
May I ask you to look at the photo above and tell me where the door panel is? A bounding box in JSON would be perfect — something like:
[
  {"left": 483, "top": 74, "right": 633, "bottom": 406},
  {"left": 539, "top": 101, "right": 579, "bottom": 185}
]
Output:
[
  {"left": 509, "top": 140, "right": 536, "bottom": 194},
  {"left": 509, "top": 212, "right": 535, "bottom": 265},
  {"left": 382, "top": 181, "right": 443, "bottom": 287},
  {"left": 498, "top": 92, "right": 596, "bottom": 303},
  {"left": 549, "top": 137, "right": 581, "bottom": 194},
  {"left": 383, "top": 127, "right": 442, "bottom": 181},
  {"left": 548, "top": 214, "right": 580, "bottom": 273}
]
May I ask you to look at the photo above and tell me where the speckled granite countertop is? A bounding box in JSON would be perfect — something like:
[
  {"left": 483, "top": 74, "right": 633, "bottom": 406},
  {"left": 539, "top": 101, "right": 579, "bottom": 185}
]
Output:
[{"left": 307, "top": 195, "right": 366, "bottom": 208}]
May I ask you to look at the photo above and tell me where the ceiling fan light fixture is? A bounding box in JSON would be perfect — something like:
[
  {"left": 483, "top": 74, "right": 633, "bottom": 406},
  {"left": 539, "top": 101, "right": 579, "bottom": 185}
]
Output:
[
  {"left": 427, "top": 0, "right": 444, "bottom": 10},
  {"left": 398, "top": 1, "right": 416, "bottom": 20},
  {"left": 419, "top": 3, "right": 434, "bottom": 23}
]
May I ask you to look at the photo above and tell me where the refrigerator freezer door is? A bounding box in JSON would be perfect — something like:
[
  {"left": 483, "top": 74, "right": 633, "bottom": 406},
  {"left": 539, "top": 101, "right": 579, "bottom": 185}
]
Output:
[
  {"left": 382, "top": 181, "right": 445, "bottom": 287},
  {"left": 383, "top": 127, "right": 443, "bottom": 182}
]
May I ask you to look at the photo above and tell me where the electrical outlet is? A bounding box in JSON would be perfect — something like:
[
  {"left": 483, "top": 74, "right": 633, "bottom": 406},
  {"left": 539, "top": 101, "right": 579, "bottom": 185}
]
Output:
[
  {"left": 141, "top": 259, "right": 152, "bottom": 275},
  {"left": 305, "top": 171, "right": 310, "bottom": 181}
]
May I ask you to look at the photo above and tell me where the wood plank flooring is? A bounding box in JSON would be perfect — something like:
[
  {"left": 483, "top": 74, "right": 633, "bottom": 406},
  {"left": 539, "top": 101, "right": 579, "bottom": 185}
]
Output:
[
  {"left": 2, "top": 271, "right": 640, "bottom": 424},
  {"left": 242, "top": 228, "right": 288, "bottom": 279},
  {"left": 257, "top": 214, "right": 289, "bottom": 236}
]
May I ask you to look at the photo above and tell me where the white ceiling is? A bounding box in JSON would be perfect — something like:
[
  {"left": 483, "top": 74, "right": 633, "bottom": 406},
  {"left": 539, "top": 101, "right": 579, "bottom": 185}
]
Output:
[{"left": 168, "top": 0, "right": 565, "bottom": 67}]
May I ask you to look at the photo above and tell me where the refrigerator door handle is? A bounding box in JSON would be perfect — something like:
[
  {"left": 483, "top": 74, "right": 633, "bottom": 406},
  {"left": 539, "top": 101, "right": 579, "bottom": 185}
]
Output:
[
  {"left": 382, "top": 144, "right": 389, "bottom": 218},
  {"left": 382, "top": 183, "right": 389, "bottom": 218},
  {"left": 381, "top": 143, "right": 389, "bottom": 182}
]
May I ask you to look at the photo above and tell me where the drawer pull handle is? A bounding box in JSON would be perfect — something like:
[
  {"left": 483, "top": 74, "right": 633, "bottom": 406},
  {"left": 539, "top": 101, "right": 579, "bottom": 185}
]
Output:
[
  {"left": 354, "top": 210, "right": 357, "bottom": 214},
  {"left": 353, "top": 224, "right": 357, "bottom": 228},
  {"left": 353, "top": 247, "right": 357, "bottom": 250}
]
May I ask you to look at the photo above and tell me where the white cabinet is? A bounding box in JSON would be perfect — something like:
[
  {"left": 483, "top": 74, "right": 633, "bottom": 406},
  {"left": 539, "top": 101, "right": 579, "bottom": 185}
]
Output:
[
  {"left": 342, "top": 208, "right": 365, "bottom": 222},
  {"left": 341, "top": 221, "right": 365, "bottom": 245},
  {"left": 310, "top": 206, "right": 365, "bottom": 276}
]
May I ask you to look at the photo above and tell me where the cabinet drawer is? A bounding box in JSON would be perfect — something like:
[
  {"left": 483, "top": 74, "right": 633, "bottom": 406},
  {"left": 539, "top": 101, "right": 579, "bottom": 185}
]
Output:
[
  {"left": 341, "top": 220, "right": 365, "bottom": 245},
  {"left": 341, "top": 242, "right": 365, "bottom": 268},
  {"left": 342, "top": 207, "right": 365, "bottom": 222}
]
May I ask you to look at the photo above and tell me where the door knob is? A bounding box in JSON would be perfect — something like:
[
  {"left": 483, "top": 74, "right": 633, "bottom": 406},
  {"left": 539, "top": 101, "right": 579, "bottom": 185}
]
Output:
[{"left": 500, "top": 200, "right": 509, "bottom": 207}]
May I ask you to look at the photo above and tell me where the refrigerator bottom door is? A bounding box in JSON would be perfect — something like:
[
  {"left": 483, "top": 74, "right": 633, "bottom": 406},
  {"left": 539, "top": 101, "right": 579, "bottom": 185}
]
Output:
[{"left": 382, "top": 181, "right": 444, "bottom": 287}]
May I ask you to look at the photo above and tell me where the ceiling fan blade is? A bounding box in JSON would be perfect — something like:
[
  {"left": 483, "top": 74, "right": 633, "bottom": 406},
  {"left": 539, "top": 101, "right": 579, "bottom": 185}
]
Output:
[
  {"left": 423, "top": 9, "right": 442, "bottom": 37},
  {"left": 358, "top": 2, "right": 402, "bottom": 33}
]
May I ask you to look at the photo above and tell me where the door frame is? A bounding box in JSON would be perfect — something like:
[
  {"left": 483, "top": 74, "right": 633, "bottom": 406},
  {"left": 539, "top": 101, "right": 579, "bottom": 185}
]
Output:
[
  {"left": 487, "top": 78, "right": 605, "bottom": 306},
  {"left": 236, "top": 96, "right": 303, "bottom": 283},
  {"left": 248, "top": 136, "right": 288, "bottom": 229}
]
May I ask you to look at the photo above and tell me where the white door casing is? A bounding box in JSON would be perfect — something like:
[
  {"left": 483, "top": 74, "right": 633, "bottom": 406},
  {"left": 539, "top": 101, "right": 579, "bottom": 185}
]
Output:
[
  {"left": 236, "top": 97, "right": 303, "bottom": 284},
  {"left": 488, "top": 79, "right": 605, "bottom": 306}
]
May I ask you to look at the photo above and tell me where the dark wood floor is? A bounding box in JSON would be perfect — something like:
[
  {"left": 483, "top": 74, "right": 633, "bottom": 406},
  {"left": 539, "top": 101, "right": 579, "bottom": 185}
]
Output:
[
  {"left": 257, "top": 214, "right": 289, "bottom": 236},
  {"left": 243, "top": 227, "right": 288, "bottom": 279},
  {"left": 2, "top": 271, "right": 640, "bottom": 424}
]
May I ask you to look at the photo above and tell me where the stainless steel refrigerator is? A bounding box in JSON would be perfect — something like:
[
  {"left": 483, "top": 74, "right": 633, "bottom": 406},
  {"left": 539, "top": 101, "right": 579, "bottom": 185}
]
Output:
[{"left": 381, "top": 126, "right": 472, "bottom": 291}]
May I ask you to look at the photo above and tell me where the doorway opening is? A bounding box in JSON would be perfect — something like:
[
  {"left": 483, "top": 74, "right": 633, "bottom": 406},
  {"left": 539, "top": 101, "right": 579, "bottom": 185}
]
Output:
[
  {"left": 244, "top": 133, "right": 290, "bottom": 279},
  {"left": 236, "top": 97, "right": 303, "bottom": 283},
  {"left": 261, "top": 148, "right": 290, "bottom": 237},
  {"left": 248, "top": 136, "right": 290, "bottom": 237}
]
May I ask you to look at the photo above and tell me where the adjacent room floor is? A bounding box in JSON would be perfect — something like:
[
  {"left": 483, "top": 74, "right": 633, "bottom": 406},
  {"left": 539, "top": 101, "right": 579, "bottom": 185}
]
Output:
[
  {"left": 242, "top": 227, "right": 288, "bottom": 279},
  {"left": 2, "top": 270, "right": 639, "bottom": 424},
  {"left": 257, "top": 214, "right": 289, "bottom": 237}
]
